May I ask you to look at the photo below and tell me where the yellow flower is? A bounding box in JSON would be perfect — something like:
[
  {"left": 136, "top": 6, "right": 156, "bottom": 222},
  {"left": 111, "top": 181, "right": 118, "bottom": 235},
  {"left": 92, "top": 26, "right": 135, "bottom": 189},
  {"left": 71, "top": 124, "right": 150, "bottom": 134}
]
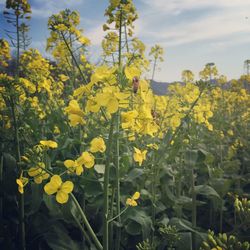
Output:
[
  {"left": 124, "top": 66, "right": 141, "bottom": 81},
  {"left": 68, "top": 114, "right": 86, "bottom": 127},
  {"left": 54, "top": 126, "right": 60, "bottom": 134},
  {"left": 126, "top": 192, "right": 140, "bottom": 206},
  {"left": 133, "top": 147, "right": 147, "bottom": 166},
  {"left": 44, "top": 175, "right": 74, "bottom": 204},
  {"left": 65, "top": 100, "right": 84, "bottom": 116},
  {"left": 28, "top": 162, "right": 49, "bottom": 184},
  {"left": 96, "top": 86, "right": 129, "bottom": 114},
  {"left": 40, "top": 140, "right": 58, "bottom": 148},
  {"left": 90, "top": 137, "right": 106, "bottom": 153},
  {"left": 147, "top": 143, "right": 159, "bottom": 150},
  {"left": 65, "top": 100, "right": 85, "bottom": 127},
  {"left": 64, "top": 159, "right": 83, "bottom": 176},
  {"left": 86, "top": 96, "right": 101, "bottom": 113},
  {"left": 16, "top": 174, "right": 29, "bottom": 194},
  {"left": 90, "top": 65, "right": 116, "bottom": 84},
  {"left": 59, "top": 74, "right": 69, "bottom": 82},
  {"left": 121, "top": 110, "right": 138, "bottom": 130},
  {"left": 76, "top": 151, "right": 95, "bottom": 168}
]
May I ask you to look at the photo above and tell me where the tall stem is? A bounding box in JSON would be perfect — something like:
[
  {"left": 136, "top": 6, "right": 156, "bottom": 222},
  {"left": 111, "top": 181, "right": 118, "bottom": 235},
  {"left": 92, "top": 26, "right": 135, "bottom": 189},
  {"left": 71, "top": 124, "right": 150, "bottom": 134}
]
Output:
[
  {"left": 60, "top": 32, "right": 88, "bottom": 85},
  {"left": 152, "top": 57, "right": 157, "bottom": 80},
  {"left": 118, "top": 5, "right": 123, "bottom": 67},
  {"left": 113, "top": 6, "right": 123, "bottom": 250},
  {"left": 191, "top": 167, "right": 196, "bottom": 250},
  {"left": 70, "top": 194, "right": 103, "bottom": 250},
  {"left": 16, "top": 12, "right": 20, "bottom": 77},
  {"left": 10, "top": 95, "right": 26, "bottom": 250},
  {"left": 103, "top": 115, "right": 115, "bottom": 250},
  {"left": 114, "top": 111, "right": 121, "bottom": 250}
]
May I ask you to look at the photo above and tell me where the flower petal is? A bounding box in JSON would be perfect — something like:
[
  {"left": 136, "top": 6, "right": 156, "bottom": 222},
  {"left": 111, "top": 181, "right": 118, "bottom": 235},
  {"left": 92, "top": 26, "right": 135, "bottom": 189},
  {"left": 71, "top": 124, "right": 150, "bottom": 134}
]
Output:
[
  {"left": 44, "top": 182, "right": 58, "bottom": 195},
  {"left": 61, "top": 181, "right": 74, "bottom": 193},
  {"left": 56, "top": 191, "right": 69, "bottom": 204},
  {"left": 64, "top": 160, "right": 76, "bottom": 168},
  {"left": 132, "top": 192, "right": 140, "bottom": 200},
  {"left": 50, "top": 175, "right": 62, "bottom": 187}
]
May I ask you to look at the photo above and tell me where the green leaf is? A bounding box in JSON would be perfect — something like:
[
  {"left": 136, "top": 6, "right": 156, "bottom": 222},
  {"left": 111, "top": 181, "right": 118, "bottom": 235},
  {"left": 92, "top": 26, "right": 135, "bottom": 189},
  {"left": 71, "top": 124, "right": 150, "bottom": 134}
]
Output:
[
  {"left": 124, "top": 207, "right": 153, "bottom": 239},
  {"left": 125, "top": 220, "right": 141, "bottom": 235},
  {"left": 44, "top": 222, "right": 81, "bottom": 250},
  {"left": 184, "top": 150, "right": 199, "bottom": 166},
  {"left": 176, "top": 232, "right": 192, "bottom": 250},
  {"left": 125, "top": 168, "right": 144, "bottom": 182},
  {"left": 194, "top": 185, "right": 221, "bottom": 200},
  {"left": 29, "top": 183, "right": 43, "bottom": 214},
  {"left": 80, "top": 178, "right": 103, "bottom": 197}
]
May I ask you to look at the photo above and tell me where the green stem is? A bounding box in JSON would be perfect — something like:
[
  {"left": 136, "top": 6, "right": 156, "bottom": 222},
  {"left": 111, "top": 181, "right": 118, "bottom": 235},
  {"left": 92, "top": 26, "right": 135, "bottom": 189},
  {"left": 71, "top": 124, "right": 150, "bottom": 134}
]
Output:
[
  {"left": 70, "top": 193, "right": 103, "bottom": 250},
  {"left": 219, "top": 200, "right": 223, "bottom": 233},
  {"left": 114, "top": 111, "right": 121, "bottom": 250},
  {"left": 118, "top": 5, "right": 123, "bottom": 67},
  {"left": 0, "top": 156, "right": 3, "bottom": 220},
  {"left": 16, "top": 11, "right": 20, "bottom": 77},
  {"left": 10, "top": 96, "right": 26, "bottom": 250},
  {"left": 109, "top": 187, "right": 115, "bottom": 250},
  {"left": 108, "top": 206, "right": 128, "bottom": 224},
  {"left": 152, "top": 57, "right": 157, "bottom": 80},
  {"left": 191, "top": 167, "right": 196, "bottom": 250},
  {"left": 60, "top": 32, "right": 88, "bottom": 84},
  {"left": 103, "top": 115, "right": 116, "bottom": 250},
  {"left": 151, "top": 154, "right": 157, "bottom": 227},
  {"left": 72, "top": 211, "right": 92, "bottom": 247}
]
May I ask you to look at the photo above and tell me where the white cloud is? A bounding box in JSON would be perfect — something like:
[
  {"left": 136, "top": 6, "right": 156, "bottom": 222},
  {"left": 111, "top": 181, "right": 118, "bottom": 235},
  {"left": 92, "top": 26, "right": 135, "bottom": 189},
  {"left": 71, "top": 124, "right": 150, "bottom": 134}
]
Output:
[
  {"left": 32, "top": 0, "right": 83, "bottom": 19},
  {"left": 136, "top": 0, "right": 250, "bottom": 47},
  {"left": 141, "top": 0, "right": 250, "bottom": 14},
  {"left": 85, "top": 25, "right": 105, "bottom": 46}
]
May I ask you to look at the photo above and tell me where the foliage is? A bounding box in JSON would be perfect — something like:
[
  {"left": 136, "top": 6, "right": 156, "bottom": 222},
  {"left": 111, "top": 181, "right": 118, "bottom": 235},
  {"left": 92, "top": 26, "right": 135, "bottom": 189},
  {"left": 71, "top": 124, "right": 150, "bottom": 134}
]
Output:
[{"left": 0, "top": 0, "right": 250, "bottom": 250}]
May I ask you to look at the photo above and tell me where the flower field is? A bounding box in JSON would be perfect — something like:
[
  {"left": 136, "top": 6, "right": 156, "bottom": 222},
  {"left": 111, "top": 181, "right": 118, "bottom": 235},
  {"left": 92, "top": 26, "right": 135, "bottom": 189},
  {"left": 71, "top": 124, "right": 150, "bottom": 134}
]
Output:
[{"left": 0, "top": 0, "right": 250, "bottom": 250}]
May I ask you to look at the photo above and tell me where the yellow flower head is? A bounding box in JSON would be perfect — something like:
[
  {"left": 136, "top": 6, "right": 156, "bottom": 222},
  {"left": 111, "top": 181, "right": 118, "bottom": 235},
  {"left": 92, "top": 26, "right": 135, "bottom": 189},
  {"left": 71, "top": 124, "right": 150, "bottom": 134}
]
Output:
[
  {"left": 126, "top": 191, "right": 140, "bottom": 206},
  {"left": 40, "top": 140, "right": 58, "bottom": 149},
  {"left": 90, "top": 137, "right": 106, "bottom": 153},
  {"left": 124, "top": 66, "right": 141, "bottom": 81},
  {"left": 44, "top": 175, "right": 74, "bottom": 204},
  {"left": 28, "top": 162, "right": 49, "bottom": 184},
  {"left": 147, "top": 143, "right": 159, "bottom": 150},
  {"left": 133, "top": 147, "right": 147, "bottom": 166},
  {"left": 64, "top": 159, "right": 83, "bottom": 175},
  {"left": 65, "top": 100, "right": 84, "bottom": 116},
  {"left": 16, "top": 173, "right": 29, "bottom": 194},
  {"left": 76, "top": 151, "right": 95, "bottom": 168}
]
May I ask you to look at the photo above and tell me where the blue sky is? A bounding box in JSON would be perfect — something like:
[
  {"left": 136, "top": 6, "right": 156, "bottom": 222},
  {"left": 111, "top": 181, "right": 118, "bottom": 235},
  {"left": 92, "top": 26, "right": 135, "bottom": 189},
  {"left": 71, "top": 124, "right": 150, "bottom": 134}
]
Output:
[{"left": 1, "top": 0, "right": 250, "bottom": 82}]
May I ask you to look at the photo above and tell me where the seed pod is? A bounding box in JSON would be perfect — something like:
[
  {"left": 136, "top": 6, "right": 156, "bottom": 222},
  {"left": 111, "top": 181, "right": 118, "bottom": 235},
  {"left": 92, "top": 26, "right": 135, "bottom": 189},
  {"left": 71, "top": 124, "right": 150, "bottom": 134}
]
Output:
[
  {"left": 242, "top": 242, "right": 250, "bottom": 250},
  {"left": 132, "top": 76, "right": 139, "bottom": 94},
  {"left": 216, "top": 238, "right": 227, "bottom": 249},
  {"left": 228, "top": 235, "right": 235, "bottom": 245},
  {"left": 222, "top": 233, "right": 228, "bottom": 243},
  {"left": 201, "top": 242, "right": 210, "bottom": 250},
  {"left": 208, "top": 235, "right": 217, "bottom": 247}
]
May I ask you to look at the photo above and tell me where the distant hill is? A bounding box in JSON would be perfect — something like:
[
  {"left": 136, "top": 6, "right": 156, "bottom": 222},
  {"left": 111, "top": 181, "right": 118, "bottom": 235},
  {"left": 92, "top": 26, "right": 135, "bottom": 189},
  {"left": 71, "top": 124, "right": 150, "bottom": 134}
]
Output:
[{"left": 150, "top": 80, "right": 171, "bottom": 95}]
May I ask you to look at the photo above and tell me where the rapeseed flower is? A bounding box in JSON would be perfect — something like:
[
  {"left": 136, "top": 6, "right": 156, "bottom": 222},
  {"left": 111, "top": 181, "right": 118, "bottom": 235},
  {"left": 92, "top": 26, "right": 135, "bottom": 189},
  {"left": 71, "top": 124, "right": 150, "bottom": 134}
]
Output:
[
  {"left": 40, "top": 140, "right": 58, "bottom": 148},
  {"left": 133, "top": 147, "right": 147, "bottom": 166},
  {"left": 44, "top": 175, "right": 74, "bottom": 204},
  {"left": 90, "top": 137, "right": 106, "bottom": 153},
  {"left": 126, "top": 192, "right": 140, "bottom": 206}
]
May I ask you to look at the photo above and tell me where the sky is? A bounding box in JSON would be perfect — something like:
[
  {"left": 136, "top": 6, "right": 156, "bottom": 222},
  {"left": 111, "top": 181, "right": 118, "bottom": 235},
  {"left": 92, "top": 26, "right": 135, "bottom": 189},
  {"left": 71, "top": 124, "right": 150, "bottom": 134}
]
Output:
[{"left": 1, "top": 0, "right": 250, "bottom": 82}]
